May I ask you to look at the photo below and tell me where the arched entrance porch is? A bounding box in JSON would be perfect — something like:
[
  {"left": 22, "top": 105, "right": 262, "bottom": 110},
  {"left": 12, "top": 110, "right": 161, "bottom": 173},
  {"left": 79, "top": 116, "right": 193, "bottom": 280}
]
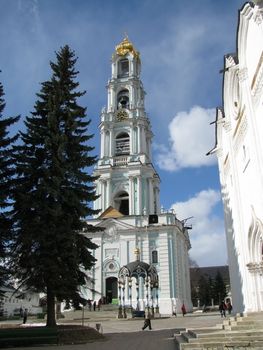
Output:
[{"left": 105, "top": 277, "right": 118, "bottom": 304}]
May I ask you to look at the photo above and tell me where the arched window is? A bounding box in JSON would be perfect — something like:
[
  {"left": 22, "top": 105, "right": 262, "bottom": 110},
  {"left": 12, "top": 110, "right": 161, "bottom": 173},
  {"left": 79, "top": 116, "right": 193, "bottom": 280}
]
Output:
[
  {"left": 114, "top": 191, "right": 129, "bottom": 215},
  {"left": 115, "top": 132, "right": 130, "bottom": 155},
  {"left": 117, "top": 89, "right": 129, "bottom": 109},
  {"left": 118, "top": 59, "right": 129, "bottom": 77},
  {"left": 152, "top": 250, "right": 158, "bottom": 264}
]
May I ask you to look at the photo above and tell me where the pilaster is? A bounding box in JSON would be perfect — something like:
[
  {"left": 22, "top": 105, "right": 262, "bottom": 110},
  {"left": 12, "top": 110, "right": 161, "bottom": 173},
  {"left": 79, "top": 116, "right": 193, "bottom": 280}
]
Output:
[{"left": 158, "top": 232, "right": 170, "bottom": 298}]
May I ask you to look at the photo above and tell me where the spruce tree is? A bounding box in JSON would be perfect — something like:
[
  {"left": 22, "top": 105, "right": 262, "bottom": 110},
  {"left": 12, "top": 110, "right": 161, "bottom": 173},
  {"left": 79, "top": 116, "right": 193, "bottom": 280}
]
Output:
[
  {"left": 0, "top": 75, "right": 19, "bottom": 285},
  {"left": 212, "top": 271, "right": 227, "bottom": 304},
  {"left": 12, "top": 46, "right": 99, "bottom": 327}
]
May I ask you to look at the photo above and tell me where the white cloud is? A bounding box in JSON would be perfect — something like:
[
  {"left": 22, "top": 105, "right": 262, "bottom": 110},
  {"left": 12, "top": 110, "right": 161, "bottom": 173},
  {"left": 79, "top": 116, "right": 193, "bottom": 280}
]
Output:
[
  {"left": 155, "top": 106, "right": 217, "bottom": 171},
  {"left": 171, "top": 189, "right": 227, "bottom": 267}
]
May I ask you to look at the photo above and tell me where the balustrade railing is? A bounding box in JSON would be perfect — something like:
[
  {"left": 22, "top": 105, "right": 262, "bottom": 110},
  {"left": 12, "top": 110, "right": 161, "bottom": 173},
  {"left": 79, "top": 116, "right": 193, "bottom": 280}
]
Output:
[{"left": 114, "top": 156, "right": 128, "bottom": 166}]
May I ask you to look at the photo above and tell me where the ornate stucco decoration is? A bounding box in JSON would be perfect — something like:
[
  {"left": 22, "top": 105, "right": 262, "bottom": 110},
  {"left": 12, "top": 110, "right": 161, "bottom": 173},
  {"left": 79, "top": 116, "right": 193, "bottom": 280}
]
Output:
[
  {"left": 238, "top": 67, "right": 248, "bottom": 82},
  {"left": 103, "top": 224, "right": 120, "bottom": 243},
  {"left": 233, "top": 115, "right": 248, "bottom": 152},
  {"left": 251, "top": 52, "right": 263, "bottom": 100},
  {"left": 104, "top": 259, "right": 119, "bottom": 273},
  {"left": 223, "top": 121, "right": 232, "bottom": 133},
  {"left": 247, "top": 261, "right": 263, "bottom": 274},
  {"left": 115, "top": 36, "right": 140, "bottom": 59}
]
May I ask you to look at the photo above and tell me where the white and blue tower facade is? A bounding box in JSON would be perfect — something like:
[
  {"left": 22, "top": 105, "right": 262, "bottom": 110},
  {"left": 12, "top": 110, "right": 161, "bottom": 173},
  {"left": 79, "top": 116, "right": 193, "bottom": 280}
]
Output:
[
  {"left": 93, "top": 37, "right": 160, "bottom": 216},
  {"left": 85, "top": 37, "right": 192, "bottom": 315}
]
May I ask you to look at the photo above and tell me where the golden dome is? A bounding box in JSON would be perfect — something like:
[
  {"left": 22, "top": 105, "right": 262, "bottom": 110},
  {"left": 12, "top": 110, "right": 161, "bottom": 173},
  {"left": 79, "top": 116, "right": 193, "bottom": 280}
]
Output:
[{"left": 115, "top": 36, "right": 140, "bottom": 59}]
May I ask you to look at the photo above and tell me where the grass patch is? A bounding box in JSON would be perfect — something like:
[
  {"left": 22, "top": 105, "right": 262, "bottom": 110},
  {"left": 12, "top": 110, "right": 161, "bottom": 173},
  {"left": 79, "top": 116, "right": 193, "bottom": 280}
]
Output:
[{"left": 0, "top": 325, "right": 104, "bottom": 347}]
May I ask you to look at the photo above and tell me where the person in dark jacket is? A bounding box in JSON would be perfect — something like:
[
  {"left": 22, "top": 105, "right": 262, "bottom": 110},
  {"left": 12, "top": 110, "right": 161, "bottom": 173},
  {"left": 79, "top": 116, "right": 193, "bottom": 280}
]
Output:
[
  {"left": 23, "top": 309, "right": 28, "bottom": 324},
  {"left": 142, "top": 314, "right": 152, "bottom": 330},
  {"left": 219, "top": 301, "right": 226, "bottom": 318},
  {"left": 181, "top": 303, "right": 186, "bottom": 316}
]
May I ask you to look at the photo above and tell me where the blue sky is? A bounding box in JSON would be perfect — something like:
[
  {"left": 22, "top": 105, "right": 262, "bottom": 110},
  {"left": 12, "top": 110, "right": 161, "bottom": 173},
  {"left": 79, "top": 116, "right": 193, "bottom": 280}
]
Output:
[{"left": 0, "top": 0, "right": 245, "bottom": 266}]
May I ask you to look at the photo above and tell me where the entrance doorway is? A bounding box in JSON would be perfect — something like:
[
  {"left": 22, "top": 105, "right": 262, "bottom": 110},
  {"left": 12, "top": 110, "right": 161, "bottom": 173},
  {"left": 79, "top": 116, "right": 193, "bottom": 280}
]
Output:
[{"left": 106, "top": 277, "right": 118, "bottom": 303}]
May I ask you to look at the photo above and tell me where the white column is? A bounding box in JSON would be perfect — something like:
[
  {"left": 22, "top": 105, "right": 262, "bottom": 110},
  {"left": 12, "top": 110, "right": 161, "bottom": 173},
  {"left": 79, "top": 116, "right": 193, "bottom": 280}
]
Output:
[
  {"left": 148, "top": 178, "right": 154, "bottom": 214},
  {"left": 141, "top": 126, "right": 146, "bottom": 154},
  {"left": 100, "top": 130, "right": 105, "bottom": 158},
  {"left": 137, "top": 176, "right": 142, "bottom": 215},
  {"left": 97, "top": 180, "right": 102, "bottom": 212},
  {"left": 94, "top": 180, "right": 99, "bottom": 213},
  {"left": 130, "top": 57, "right": 134, "bottom": 76},
  {"left": 109, "top": 128, "right": 113, "bottom": 157},
  {"left": 131, "top": 177, "right": 135, "bottom": 215},
  {"left": 94, "top": 238, "right": 103, "bottom": 297},
  {"left": 130, "top": 128, "right": 134, "bottom": 155},
  {"left": 138, "top": 125, "right": 141, "bottom": 154},
  {"left": 107, "top": 178, "right": 111, "bottom": 208},
  {"left": 130, "top": 85, "right": 134, "bottom": 109},
  {"left": 156, "top": 187, "right": 160, "bottom": 214},
  {"left": 101, "top": 180, "right": 106, "bottom": 212},
  {"left": 107, "top": 89, "right": 111, "bottom": 111},
  {"left": 129, "top": 177, "right": 133, "bottom": 215},
  {"left": 158, "top": 233, "right": 170, "bottom": 298}
]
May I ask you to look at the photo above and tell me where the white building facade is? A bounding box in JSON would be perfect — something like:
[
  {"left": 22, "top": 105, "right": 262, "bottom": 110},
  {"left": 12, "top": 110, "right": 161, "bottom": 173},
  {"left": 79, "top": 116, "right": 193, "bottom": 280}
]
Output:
[
  {"left": 0, "top": 286, "right": 42, "bottom": 317},
  {"left": 210, "top": 1, "right": 263, "bottom": 313},
  {"left": 85, "top": 37, "right": 192, "bottom": 315}
]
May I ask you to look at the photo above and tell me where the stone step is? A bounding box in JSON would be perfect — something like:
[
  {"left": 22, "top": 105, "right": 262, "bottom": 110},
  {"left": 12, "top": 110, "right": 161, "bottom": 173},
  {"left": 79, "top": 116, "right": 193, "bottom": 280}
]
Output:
[
  {"left": 174, "top": 312, "right": 263, "bottom": 350},
  {"left": 223, "top": 324, "right": 263, "bottom": 331},
  {"left": 189, "top": 329, "right": 263, "bottom": 339},
  {"left": 178, "top": 340, "right": 263, "bottom": 350},
  {"left": 174, "top": 334, "right": 188, "bottom": 350},
  {"left": 188, "top": 335, "right": 263, "bottom": 343}
]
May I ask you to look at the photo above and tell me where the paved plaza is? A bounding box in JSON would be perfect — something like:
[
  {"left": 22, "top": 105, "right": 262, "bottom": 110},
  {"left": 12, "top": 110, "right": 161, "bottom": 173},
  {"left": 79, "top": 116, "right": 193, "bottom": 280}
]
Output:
[{"left": 3, "top": 310, "right": 225, "bottom": 350}]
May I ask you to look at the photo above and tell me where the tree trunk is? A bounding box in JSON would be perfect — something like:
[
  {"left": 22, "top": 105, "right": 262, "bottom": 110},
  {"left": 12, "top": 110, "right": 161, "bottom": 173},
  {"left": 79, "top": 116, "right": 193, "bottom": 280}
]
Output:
[{"left": 46, "top": 286, "right": 57, "bottom": 327}]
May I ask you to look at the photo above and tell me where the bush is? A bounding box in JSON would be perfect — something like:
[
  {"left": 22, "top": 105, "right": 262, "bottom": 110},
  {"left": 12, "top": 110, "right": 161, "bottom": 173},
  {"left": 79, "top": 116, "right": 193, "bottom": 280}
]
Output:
[
  {"left": 0, "top": 315, "right": 20, "bottom": 321},
  {"left": 36, "top": 313, "right": 46, "bottom": 319}
]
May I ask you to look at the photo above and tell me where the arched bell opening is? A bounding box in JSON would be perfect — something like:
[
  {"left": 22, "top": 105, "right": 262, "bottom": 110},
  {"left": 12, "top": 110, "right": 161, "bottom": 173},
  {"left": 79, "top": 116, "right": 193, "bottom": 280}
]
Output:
[
  {"left": 114, "top": 191, "right": 129, "bottom": 215},
  {"left": 115, "top": 132, "right": 130, "bottom": 156},
  {"left": 117, "top": 89, "right": 129, "bottom": 109},
  {"left": 118, "top": 59, "right": 129, "bottom": 78}
]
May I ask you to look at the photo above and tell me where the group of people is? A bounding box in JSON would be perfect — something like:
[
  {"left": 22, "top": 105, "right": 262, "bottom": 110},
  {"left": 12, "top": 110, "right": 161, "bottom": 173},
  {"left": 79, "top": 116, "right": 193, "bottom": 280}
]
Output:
[{"left": 87, "top": 298, "right": 102, "bottom": 311}]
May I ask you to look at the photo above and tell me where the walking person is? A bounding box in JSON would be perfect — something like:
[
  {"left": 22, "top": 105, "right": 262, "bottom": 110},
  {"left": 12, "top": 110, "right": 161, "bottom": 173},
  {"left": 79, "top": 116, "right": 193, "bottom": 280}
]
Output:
[
  {"left": 181, "top": 303, "right": 186, "bottom": 316},
  {"left": 98, "top": 298, "right": 102, "bottom": 311},
  {"left": 219, "top": 301, "right": 226, "bottom": 318},
  {"left": 23, "top": 308, "right": 28, "bottom": 324},
  {"left": 93, "top": 300, "right": 96, "bottom": 311},
  {"left": 226, "top": 301, "right": 232, "bottom": 315},
  {"left": 142, "top": 313, "right": 152, "bottom": 330}
]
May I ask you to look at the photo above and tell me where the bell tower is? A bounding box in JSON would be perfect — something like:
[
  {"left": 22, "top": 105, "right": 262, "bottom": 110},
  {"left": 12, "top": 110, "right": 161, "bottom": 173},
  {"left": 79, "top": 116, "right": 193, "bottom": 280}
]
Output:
[{"left": 94, "top": 37, "right": 160, "bottom": 216}]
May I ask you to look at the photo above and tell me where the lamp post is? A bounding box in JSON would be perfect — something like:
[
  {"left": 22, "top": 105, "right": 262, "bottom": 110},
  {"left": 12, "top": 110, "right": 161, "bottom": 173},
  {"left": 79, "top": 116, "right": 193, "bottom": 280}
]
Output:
[
  {"left": 128, "top": 277, "right": 132, "bottom": 315},
  {"left": 117, "top": 279, "right": 123, "bottom": 318}
]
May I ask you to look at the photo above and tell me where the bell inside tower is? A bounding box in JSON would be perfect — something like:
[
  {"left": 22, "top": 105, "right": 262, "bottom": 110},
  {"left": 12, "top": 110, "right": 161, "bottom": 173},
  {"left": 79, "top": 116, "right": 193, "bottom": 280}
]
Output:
[
  {"left": 117, "top": 89, "right": 129, "bottom": 109},
  {"left": 114, "top": 191, "right": 129, "bottom": 215}
]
